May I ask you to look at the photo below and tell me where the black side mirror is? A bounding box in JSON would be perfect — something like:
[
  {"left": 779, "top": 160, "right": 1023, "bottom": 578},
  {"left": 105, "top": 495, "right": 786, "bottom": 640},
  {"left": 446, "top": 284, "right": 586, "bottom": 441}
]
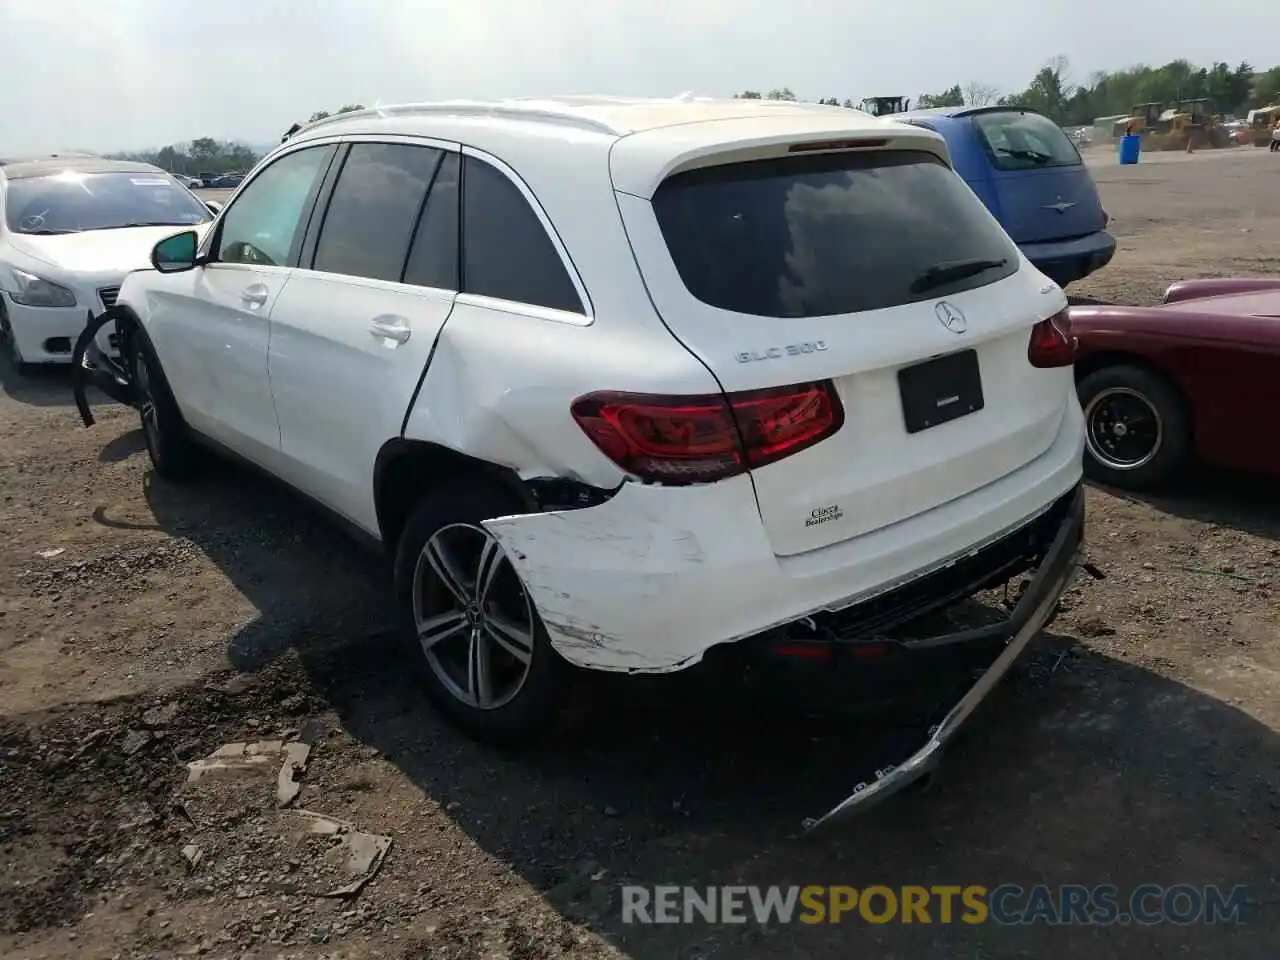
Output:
[{"left": 152, "top": 230, "right": 200, "bottom": 273}]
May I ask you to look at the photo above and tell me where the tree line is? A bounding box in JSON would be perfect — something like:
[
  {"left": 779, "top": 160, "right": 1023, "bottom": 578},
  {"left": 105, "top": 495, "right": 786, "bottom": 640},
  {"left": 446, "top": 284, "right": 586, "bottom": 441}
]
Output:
[
  {"left": 107, "top": 137, "right": 259, "bottom": 176},
  {"left": 106, "top": 104, "right": 367, "bottom": 175},
  {"left": 738, "top": 56, "right": 1280, "bottom": 124},
  {"left": 107, "top": 68, "right": 1280, "bottom": 174}
]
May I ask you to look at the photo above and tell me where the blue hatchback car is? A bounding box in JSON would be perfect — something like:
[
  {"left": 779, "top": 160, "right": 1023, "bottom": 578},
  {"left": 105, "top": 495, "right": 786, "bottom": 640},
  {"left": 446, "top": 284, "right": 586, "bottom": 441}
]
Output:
[{"left": 895, "top": 105, "right": 1115, "bottom": 286}]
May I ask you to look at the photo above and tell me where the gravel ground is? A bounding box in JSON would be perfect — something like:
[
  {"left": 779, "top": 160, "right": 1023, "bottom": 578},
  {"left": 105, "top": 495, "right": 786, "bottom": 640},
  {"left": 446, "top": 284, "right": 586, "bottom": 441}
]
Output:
[{"left": 3, "top": 145, "right": 1280, "bottom": 959}]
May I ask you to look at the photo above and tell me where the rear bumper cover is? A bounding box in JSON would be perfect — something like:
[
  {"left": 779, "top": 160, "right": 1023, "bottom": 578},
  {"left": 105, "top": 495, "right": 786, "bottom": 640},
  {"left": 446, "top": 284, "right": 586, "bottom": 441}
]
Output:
[
  {"left": 484, "top": 397, "right": 1084, "bottom": 673},
  {"left": 800, "top": 483, "right": 1083, "bottom": 831},
  {"left": 1022, "top": 230, "right": 1116, "bottom": 283}
]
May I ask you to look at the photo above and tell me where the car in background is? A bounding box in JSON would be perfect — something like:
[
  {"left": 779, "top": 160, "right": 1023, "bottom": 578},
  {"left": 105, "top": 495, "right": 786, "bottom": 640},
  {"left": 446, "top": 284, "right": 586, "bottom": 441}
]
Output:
[
  {"left": 71, "top": 97, "right": 1085, "bottom": 819},
  {"left": 0, "top": 157, "right": 214, "bottom": 370},
  {"left": 895, "top": 106, "right": 1115, "bottom": 288},
  {"left": 1070, "top": 277, "right": 1280, "bottom": 489},
  {"left": 204, "top": 173, "right": 244, "bottom": 189}
]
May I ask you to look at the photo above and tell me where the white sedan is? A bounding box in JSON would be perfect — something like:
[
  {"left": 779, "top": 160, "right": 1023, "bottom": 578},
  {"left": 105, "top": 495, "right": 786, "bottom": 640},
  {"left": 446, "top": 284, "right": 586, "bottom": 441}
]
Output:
[{"left": 0, "top": 157, "right": 216, "bottom": 371}]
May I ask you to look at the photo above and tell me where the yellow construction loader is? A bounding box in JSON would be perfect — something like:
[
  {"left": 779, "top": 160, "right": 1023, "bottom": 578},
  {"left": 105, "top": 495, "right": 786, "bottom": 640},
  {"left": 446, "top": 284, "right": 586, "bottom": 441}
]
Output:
[
  {"left": 1112, "top": 100, "right": 1228, "bottom": 151},
  {"left": 860, "top": 97, "right": 911, "bottom": 117},
  {"left": 1247, "top": 106, "right": 1280, "bottom": 147}
]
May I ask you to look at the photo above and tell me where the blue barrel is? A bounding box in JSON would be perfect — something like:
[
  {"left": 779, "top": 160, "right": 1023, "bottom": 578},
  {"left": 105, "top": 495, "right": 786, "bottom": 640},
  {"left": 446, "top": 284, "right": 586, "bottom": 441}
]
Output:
[{"left": 1118, "top": 134, "right": 1142, "bottom": 165}]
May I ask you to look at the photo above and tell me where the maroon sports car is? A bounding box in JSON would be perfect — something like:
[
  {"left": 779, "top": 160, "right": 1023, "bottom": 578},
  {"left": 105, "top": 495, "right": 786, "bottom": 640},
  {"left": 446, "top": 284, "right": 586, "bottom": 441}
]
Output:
[{"left": 1069, "top": 277, "right": 1280, "bottom": 490}]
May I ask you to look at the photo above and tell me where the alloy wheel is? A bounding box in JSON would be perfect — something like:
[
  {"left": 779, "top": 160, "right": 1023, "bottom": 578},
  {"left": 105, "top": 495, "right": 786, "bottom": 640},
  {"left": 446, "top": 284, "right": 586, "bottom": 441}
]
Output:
[
  {"left": 136, "top": 356, "right": 161, "bottom": 457},
  {"left": 1084, "top": 386, "right": 1163, "bottom": 470},
  {"left": 412, "top": 522, "right": 536, "bottom": 710}
]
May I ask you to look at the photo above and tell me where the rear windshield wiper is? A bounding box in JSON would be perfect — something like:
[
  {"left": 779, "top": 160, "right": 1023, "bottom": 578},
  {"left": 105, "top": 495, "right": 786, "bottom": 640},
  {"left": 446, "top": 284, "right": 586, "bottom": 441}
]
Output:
[
  {"left": 19, "top": 228, "right": 76, "bottom": 235},
  {"left": 910, "top": 257, "right": 1009, "bottom": 294}
]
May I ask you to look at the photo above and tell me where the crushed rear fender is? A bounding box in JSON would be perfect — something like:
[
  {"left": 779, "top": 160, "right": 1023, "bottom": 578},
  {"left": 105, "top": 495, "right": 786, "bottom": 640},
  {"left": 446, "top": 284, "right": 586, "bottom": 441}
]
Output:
[{"left": 71, "top": 307, "right": 137, "bottom": 426}]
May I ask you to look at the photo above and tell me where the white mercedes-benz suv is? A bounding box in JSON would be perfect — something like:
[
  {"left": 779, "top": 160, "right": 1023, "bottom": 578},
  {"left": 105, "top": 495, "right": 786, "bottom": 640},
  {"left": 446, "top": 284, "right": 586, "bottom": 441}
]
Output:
[
  {"left": 0, "top": 156, "right": 216, "bottom": 370},
  {"left": 74, "top": 97, "right": 1086, "bottom": 811}
]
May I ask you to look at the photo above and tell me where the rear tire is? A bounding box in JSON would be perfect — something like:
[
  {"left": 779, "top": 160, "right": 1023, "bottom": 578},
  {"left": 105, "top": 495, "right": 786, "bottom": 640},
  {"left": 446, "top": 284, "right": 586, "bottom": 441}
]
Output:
[
  {"left": 1078, "top": 364, "right": 1190, "bottom": 490},
  {"left": 132, "top": 337, "right": 201, "bottom": 481},
  {"left": 392, "top": 477, "right": 566, "bottom": 747}
]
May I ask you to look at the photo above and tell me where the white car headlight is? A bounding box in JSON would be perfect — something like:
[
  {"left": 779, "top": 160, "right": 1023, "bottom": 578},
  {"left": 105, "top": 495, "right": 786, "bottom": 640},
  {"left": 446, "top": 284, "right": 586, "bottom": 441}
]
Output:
[{"left": 4, "top": 267, "right": 77, "bottom": 308}]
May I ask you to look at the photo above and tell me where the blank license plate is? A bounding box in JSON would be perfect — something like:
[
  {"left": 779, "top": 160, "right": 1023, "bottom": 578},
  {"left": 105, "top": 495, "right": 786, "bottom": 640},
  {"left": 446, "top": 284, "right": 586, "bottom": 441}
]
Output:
[{"left": 897, "top": 349, "right": 984, "bottom": 434}]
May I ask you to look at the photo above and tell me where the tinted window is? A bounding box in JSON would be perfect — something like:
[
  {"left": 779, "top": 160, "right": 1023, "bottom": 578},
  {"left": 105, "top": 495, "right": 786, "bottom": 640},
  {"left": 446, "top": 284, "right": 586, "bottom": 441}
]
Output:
[
  {"left": 653, "top": 150, "right": 1019, "bottom": 318},
  {"left": 3, "top": 171, "right": 211, "bottom": 235},
  {"left": 313, "top": 143, "right": 443, "bottom": 282},
  {"left": 972, "top": 111, "right": 1082, "bottom": 170},
  {"left": 461, "top": 157, "right": 582, "bottom": 313},
  {"left": 217, "top": 147, "right": 331, "bottom": 267},
  {"left": 403, "top": 152, "right": 459, "bottom": 290}
]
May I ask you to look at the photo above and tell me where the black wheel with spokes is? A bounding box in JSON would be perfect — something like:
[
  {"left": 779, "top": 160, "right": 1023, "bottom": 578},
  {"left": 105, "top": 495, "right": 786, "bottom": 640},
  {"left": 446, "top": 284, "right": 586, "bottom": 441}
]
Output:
[
  {"left": 393, "top": 479, "right": 564, "bottom": 746},
  {"left": 131, "top": 337, "right": 201, "bottom": 481},
  {"left": 1078, "top": 364, "right": 1190, "bottom": 490}
]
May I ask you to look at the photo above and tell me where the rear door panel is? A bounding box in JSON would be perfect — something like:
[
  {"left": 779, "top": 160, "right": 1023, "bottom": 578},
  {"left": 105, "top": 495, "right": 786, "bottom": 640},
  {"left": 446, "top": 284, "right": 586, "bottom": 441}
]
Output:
[{"left": 267, "top": 140, "right": 460, "bottom": 535}]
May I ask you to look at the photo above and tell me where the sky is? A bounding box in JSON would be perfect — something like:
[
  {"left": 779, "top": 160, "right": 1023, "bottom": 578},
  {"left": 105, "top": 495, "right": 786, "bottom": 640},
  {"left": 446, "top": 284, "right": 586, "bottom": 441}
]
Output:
[{"left": 4, "top": 0, "right": 1279, "bottom": 154}]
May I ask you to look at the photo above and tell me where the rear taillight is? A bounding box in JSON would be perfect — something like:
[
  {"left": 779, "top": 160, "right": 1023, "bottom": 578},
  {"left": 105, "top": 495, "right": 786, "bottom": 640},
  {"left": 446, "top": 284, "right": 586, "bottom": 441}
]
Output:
[
  {"left": 570, "top": 381, "right": 844, "bottom": 485},
  {"left": 1027, "top": 309, "right": 1077, "bottom": 368}
]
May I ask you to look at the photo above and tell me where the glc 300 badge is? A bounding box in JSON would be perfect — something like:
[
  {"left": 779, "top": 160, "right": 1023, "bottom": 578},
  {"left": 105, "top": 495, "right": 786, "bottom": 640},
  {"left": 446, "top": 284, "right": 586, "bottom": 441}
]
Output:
[{"left": 735, "top": 341, "right": 828, "bottom": 363}]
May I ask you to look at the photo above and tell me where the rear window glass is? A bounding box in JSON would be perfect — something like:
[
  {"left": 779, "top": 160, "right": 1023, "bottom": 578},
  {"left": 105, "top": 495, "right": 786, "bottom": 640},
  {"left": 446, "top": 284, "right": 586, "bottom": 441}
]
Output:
[
  {"left": 652, "top": 150, "right": 1018, "bottom": 318},
  {"left": 971, "top": 110, "right": 1082, "bottom": 170}
]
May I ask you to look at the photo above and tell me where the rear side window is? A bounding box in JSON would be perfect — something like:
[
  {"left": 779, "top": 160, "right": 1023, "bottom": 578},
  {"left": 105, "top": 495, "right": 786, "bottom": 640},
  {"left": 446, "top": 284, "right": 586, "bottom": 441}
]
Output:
[
  {"left": 313, "top": 143, "right": 443, "bottom": 282},
  {"left": 971, "top": 110, "right": 1082, "bottom": 170},
  {"left": 461, "top": 156, "right": 583, "bottom": 313},
  {"left": 652, "top": 150, "right": 1018, "bottom": 318},
  {"left": 403, "top": 152, "right": 459, "bottom": 290}
]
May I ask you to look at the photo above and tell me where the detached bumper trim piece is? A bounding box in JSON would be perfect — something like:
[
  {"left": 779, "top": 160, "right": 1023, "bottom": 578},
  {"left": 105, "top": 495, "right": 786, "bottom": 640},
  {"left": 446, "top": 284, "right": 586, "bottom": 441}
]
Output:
[
  {"left": 801, "top": 485, "right": 1085, "bottom": 833},
  {"left": 71, "top": 307, "right": 136, "bottom": 426}
]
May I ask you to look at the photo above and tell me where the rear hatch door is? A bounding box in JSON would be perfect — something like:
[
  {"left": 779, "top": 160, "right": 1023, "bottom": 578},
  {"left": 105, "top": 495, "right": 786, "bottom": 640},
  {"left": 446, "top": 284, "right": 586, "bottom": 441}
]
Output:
[
  {"left": 970, "top": 109, "right": 1106, "bottom": 243},
  {"left": 614, "top": 132, "right": 1071, "bottom": 558}
]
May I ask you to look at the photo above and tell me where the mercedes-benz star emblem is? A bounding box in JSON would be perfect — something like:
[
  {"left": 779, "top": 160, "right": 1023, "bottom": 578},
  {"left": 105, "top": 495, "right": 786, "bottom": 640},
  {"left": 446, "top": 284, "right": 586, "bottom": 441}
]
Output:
[{"left": 935, "top": 300, "right": 967, "bottom": 334}]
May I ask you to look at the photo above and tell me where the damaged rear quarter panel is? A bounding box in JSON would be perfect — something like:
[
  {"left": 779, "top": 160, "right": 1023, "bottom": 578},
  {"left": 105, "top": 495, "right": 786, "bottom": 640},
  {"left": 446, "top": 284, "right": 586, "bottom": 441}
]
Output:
[
  {"left": 482, "top": 475, "right": 776, "bottom": 672},
  {"left": 400, "top": 299, "right": 718, "bottom": 488}
]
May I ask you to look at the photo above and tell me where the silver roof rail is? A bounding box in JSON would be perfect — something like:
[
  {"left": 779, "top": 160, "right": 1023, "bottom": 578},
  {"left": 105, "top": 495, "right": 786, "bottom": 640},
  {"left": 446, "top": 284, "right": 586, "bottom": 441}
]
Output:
[{"left": 293, "top": 100, "right": 623, "bottom": 137}]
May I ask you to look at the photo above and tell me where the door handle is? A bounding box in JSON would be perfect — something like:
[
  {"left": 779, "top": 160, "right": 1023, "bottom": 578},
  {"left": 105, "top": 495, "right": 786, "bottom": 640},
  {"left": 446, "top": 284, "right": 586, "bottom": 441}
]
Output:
[
  {"left": 240, "top": 284, "right": 269, "bottom": 307},
  {"left": 369, "top": 316, "right": 411, "bottom": 344}
]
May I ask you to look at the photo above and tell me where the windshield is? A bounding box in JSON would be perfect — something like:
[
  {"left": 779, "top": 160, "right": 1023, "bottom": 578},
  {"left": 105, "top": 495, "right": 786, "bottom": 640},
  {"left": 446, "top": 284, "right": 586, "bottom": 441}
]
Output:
[
  {"left": 652, "top": 150, "right": 1019, "bottom": 318},
  {"left": 3, "top": 170, "right": 212, "bottom": 235},
  {"left": 971, "top": 110, "right": 1082, "bottom": 171}
]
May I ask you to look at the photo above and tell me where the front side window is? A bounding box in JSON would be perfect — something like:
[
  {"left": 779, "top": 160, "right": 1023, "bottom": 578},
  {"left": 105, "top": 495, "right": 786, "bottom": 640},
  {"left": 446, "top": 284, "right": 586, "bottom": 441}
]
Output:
[
  {"left": 653, "top": 150, "right": 1019, "bottom": 318},
  {"left": 971, "top": 110, "right": 1083, "bottom": 170},
  {"left": 461, "top": 156, "right": 583, "bottom": 313},
  {"left": 216, "top": 146, "right": 332, "bottom": 267},
  {"left": 3, "top": 171, "right": 212, "bottom": 235},
  {"left": 312, "top": 143, "right": 444, "bottom": 283}
]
